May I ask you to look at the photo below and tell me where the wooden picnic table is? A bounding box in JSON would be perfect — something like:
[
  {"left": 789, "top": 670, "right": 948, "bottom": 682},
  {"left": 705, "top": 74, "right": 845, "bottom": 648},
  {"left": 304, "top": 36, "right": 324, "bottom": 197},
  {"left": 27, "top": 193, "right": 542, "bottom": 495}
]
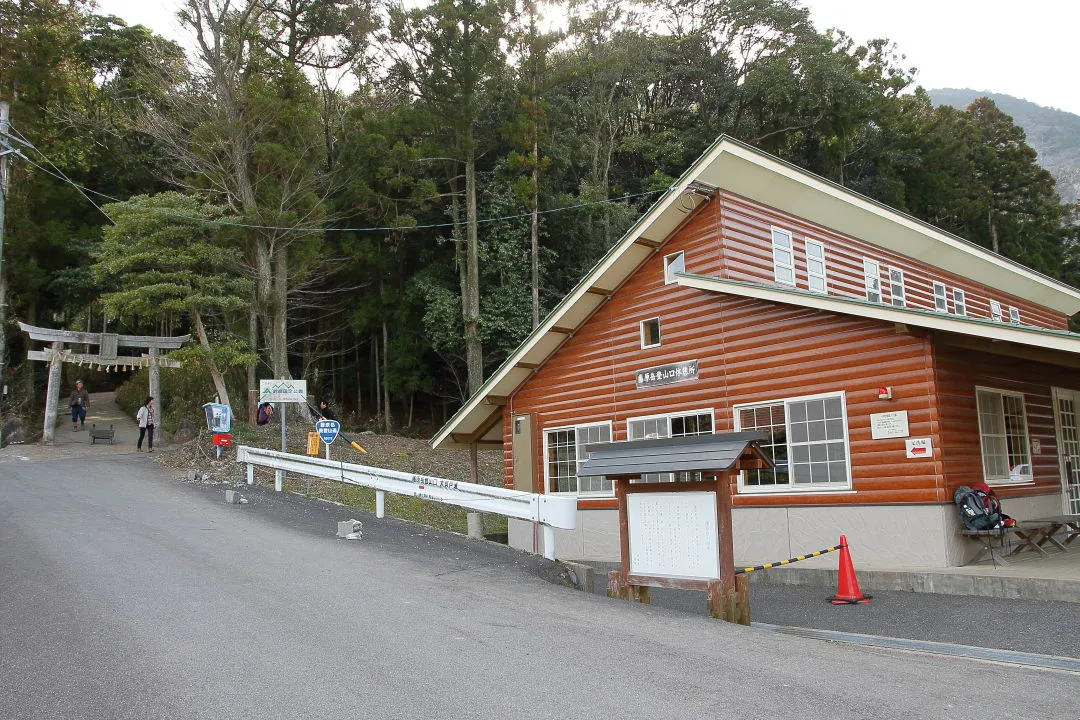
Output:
[
  {"left": 1029, "top": 515, "right": 1080, "bottom": 550},
  {"left": 958, "top": 521, "right": 1059, "bottom": 566}
]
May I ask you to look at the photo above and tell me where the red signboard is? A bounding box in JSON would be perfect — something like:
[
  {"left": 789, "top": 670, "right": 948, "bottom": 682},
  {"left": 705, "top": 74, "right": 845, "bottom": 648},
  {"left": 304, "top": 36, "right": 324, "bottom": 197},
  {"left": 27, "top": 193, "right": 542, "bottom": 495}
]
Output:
[{"left": 212, "top": 433, "right": 233, "bottom": 447}]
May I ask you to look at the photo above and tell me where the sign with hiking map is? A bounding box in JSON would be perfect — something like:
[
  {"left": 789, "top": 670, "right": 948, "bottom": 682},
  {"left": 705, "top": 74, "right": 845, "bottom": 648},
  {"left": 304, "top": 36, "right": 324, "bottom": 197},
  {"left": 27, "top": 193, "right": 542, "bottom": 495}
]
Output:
[{"left": 259, "top": 379, "right": 308, "bottom": 404}]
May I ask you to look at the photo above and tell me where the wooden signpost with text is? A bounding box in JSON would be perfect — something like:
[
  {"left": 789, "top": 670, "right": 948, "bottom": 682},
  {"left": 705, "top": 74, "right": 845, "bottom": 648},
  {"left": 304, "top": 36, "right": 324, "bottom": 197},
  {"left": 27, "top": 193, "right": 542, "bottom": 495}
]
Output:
[{"left": 576, "top": 432, "right": 771, "bottom": 625}]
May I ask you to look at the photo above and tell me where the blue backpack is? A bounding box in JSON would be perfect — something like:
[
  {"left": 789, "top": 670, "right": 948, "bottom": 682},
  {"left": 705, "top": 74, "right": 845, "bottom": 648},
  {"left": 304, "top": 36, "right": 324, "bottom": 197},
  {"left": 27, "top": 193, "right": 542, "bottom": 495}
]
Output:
[{"left": 954, "top": 485, "right": 1001, "bottom": 531}]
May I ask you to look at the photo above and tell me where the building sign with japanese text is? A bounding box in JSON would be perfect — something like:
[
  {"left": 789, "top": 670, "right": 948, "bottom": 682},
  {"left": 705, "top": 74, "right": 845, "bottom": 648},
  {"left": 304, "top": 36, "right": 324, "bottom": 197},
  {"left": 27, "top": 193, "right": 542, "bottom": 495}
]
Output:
[{"left": 635, "top": 360, "right": 699, "bottom": 389}]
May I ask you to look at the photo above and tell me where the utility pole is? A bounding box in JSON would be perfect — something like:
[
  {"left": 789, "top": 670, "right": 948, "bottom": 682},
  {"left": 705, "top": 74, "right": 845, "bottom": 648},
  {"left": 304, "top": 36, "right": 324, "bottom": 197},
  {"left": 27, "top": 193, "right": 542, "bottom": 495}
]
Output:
[{"left": 0, "top": 101, "right": 10, "bottom": 446}]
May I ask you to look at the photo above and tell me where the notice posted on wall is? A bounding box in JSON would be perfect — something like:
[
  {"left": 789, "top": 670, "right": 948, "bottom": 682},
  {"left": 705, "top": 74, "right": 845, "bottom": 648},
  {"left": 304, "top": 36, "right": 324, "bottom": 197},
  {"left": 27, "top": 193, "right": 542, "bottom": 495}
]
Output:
[
  {"left": 870, "top": 410, "right": 910, "bottom": 439},
  {"left": 627, "top": 492, "right": 720, "bottom": 580}
]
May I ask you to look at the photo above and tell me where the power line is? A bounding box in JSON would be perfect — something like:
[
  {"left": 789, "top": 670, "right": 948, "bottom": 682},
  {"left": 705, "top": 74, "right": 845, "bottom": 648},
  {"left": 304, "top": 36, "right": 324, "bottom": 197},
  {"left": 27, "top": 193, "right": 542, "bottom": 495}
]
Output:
[
  {"left": 9, "top": 124, "right": 667, "bottom": 234},
  {"left": 7, "top": 126, "right": 116, "bottom": 226}
]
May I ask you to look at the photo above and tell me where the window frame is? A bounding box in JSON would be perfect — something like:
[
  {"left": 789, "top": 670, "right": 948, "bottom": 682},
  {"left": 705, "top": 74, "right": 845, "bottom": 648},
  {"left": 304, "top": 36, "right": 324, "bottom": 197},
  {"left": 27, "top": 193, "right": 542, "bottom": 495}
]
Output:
[
  {"left": 639, "top": 317, "right": 661, "bottom": 349},
  {"left": 888, "top": 267, "right": 905, "bottom": 307},
  {"left": 542, "top": 421, "right": 614, "bottom": 497},
  {"left": 771, "top": 227, "right": 796, "bottom": 287},
  {"left": 663, "top": 251, "right": 685, "bottom": 285},
  {"left": 989, "top": 300, "right": 1003, "bottom": 322},
  {"left": 933, "top": 282, "right": 948, "bottom": 312},
  {"left": 733, "top": 391, "right": 852, "bottom": 494},
  {"left": 805, "top": 239, "right": 828, "bottom": 294},
  {"left": 1009, "top": 306, "right": 1020, "bottom": 325},
  {"left": 975, "top": 387, "right": 1033, "bottom": 486},
  {"left": 626, "top": 408, "right": 715, "bottom": 483},
  {"left": 863, "top": 259, "right": 882, "bottom": 304},
  {"left": 952, "top": 288, "right": 967, "bottom": 316}
]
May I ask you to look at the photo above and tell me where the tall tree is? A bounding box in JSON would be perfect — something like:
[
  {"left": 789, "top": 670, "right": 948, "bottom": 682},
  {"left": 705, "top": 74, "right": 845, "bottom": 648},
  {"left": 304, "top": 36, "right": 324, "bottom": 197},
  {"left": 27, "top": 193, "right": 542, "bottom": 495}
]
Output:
[
  {"left": 92, "top": 192, "right": 254, "bottom": 406},
  {"left": 384, "top": 0, "right": 513, "bottom": 395}
]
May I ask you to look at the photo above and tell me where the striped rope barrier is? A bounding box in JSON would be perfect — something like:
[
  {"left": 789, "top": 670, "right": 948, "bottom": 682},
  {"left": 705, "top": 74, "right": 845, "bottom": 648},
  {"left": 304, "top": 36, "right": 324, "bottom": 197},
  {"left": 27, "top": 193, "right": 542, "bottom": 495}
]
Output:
[{"left": 735, "top": 543, "right": 843, "bottom": 575}]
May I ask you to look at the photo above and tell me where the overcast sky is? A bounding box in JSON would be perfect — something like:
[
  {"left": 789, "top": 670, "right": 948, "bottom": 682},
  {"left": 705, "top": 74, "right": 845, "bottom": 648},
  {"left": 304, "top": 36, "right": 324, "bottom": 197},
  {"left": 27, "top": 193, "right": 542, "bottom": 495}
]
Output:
[{"left": 94, "top": 0, "right": 1080, "bottom": 115}]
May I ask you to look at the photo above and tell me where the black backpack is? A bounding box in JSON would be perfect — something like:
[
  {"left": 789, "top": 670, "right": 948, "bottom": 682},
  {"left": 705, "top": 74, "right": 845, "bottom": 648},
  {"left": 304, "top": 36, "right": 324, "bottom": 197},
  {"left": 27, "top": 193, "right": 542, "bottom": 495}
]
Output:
[{"left": 954, "top": 485, "right": 1001, "bottom": 531}]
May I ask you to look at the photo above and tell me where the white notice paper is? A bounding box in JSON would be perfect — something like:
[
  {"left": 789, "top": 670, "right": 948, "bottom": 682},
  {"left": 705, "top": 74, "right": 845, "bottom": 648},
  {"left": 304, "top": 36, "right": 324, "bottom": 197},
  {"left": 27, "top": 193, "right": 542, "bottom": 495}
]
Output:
[
  {"left": 870, "top": 411, "right": 910, "bottom": 439},
  {"left": 627, "top": 492, "right": 719, "bottom": 580}
]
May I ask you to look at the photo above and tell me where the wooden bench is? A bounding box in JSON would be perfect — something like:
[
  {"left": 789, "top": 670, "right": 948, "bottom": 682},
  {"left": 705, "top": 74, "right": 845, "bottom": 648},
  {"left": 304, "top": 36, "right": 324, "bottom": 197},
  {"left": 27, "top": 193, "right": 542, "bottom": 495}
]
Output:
[
  {"left": 959, "top": 522, "right": 1058, "bottom": 566},
  {"left": 89, "top": 423, "right": 114, "bottom": 445},
  {"left": 1029, "top": 515, "right": 1080, "bottom": 551}
]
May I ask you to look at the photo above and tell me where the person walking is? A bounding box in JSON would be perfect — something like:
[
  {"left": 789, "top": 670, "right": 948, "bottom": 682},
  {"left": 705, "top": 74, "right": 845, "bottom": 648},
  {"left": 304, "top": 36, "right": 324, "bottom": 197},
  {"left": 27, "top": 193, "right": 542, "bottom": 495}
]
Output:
[
  {"left": 69, "top": 380, "right": 90, "bottom": 432},
  {"left": 136, "top": 396, "right": 156, "bottom": 452}
]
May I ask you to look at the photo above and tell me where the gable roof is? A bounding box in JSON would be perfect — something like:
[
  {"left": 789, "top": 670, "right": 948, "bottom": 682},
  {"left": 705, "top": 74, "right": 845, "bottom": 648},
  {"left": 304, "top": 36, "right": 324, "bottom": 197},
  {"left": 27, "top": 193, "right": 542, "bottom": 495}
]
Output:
[{"left": 431, "top": 136, "right": 1080, "bottom": 450}]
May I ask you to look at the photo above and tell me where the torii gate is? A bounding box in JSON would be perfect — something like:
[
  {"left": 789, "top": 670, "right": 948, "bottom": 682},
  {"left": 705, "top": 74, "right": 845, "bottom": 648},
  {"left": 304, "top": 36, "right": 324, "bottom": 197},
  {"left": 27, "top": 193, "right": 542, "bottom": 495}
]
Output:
[{"left": 19, "top": 322, "right": 189, "bottom": 445}]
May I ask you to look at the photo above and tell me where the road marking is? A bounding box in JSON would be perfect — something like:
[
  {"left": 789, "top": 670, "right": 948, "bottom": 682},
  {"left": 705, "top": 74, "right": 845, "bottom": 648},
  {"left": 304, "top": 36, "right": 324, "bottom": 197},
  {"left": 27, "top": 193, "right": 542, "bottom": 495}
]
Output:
[{"left": 754, "top": 623, "right": 1080, "bottom": 673}]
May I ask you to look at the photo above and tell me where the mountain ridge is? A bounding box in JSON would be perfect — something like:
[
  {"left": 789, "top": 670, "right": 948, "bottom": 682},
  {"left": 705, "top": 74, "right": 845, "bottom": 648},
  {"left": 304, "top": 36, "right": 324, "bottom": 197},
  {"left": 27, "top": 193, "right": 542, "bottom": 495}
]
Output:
[{"left": 930, "top": 88, "right": 1080, "bottom": 206}]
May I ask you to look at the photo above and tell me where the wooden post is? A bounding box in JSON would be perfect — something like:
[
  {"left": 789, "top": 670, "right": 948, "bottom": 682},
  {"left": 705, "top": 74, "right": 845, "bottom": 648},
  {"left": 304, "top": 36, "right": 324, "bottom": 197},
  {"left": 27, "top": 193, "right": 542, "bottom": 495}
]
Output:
[
  {"left": 42, "top": 342, "right": 63, "bottom": 445},
  {"left": 707, "top": 470, "right": 749, "bottom": 625},
  {"left": 148, "top": 347, "right": 161, "bottom": 443}
]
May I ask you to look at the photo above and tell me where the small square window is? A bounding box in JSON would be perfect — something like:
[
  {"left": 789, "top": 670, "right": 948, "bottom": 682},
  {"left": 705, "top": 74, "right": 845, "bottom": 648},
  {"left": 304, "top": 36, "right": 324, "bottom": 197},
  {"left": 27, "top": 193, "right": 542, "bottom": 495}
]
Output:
[
  {"left": 990, "top": 300, "right": 1002, "bottom": 322},
  {"left": 640, "top": 318, "right": 661, "bottom": 348},
  {"left": 664, "top": 252, "right": 685, "bottom": 284},
  {"left": 1009, "top": 306, "right": 1020, "bottom": 324}
]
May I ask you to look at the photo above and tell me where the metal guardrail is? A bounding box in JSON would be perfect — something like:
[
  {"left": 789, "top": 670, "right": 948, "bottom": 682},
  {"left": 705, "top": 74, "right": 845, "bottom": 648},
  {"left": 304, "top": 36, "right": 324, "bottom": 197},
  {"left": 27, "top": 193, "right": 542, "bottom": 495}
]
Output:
[{"left": 235, "top": 446, "right": 577, "bottom": 559}]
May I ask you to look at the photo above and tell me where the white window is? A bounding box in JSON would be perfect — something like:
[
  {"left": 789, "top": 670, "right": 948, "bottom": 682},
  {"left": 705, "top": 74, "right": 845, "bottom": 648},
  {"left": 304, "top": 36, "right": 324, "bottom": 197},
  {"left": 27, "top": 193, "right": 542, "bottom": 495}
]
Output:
[
  {"left": 805, "top": 240, "right": 827, "bottom": 293},
  {"left": 952, "top": 289, "right": 967, "bottom": 316},
  {"left": 664, "top": 251, "right": 685, "bottom": 285},
  {"left": 976, "top": 388, "right": 1032, "bottom": 484},
  {"left": 544, "top": 422, "right": 613, "bottom": 495},
  {"left": 734, "top": 392, "right": 851, "bottom": 492},
  {"left": 1009, "top": 306, "right": 1020, "bottom": 325},
  {"left": 771, "top": 228, "right": 795, "bottom": 286},
  {"left": 990, "top": 300, "right": 1002, "bottom": 322},
  {"left": 863, "top": 259, "right": 881, "bottom": 303},
  {"left": 888, "top": 267, "right": 905, "bottom": 307},
  {"left": 640, "top": 318, "right": 661, "bottom": 348},
  {"left": 627, "top": 409, "right": 713, "bottom": 482},
  {"left": 933, "top": 282, "right": 948, "bottom": 312}
]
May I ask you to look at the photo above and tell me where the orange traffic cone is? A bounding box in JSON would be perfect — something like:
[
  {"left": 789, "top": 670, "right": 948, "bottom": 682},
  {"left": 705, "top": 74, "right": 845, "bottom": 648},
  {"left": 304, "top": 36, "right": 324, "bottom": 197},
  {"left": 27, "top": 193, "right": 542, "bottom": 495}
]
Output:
[{"left": 829, "top": 535, "right": 872, "bottom": 605}]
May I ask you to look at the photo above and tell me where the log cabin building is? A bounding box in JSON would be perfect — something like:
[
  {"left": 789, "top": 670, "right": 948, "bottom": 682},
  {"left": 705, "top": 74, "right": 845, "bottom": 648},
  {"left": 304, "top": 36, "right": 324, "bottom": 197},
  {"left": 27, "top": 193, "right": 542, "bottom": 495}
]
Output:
[{"left": 432, "top": 136, "right": 1080, "bottom": 569}]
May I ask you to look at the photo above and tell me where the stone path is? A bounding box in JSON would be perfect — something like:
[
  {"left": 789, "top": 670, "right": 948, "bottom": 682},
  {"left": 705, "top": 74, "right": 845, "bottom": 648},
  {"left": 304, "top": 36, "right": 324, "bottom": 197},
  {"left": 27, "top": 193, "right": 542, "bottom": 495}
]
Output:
[{"left": 1, "top": 391, "right": 159, "bottom": 464}]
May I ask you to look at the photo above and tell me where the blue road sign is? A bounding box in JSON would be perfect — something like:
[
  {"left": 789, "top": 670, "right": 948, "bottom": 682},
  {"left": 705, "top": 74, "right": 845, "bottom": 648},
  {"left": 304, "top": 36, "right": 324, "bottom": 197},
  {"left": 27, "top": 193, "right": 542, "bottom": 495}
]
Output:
[{"left": 316, "top": 419, "right": 341, "bottom": 445}]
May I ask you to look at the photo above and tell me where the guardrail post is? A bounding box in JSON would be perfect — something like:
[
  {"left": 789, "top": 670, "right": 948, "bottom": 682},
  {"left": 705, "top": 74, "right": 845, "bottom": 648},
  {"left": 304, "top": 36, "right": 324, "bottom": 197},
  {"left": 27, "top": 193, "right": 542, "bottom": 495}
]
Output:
[
  {"left": 375, "top": 490, "right": 385, "bottom": 518},
  {"left": 275, "top": 469, "right": 283, "bottom": 492},
  {"left": 246, "top": 464, "right": 253, "bottom": 485},
  {"left": 543, "top": 525, "right": 556, "bottom": 561}
]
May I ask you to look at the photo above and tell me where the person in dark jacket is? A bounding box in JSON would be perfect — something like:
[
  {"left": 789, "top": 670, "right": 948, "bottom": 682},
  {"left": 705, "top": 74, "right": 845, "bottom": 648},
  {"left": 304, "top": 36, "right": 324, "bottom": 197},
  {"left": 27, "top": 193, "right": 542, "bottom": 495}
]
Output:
[
  {"left": 310, "top": 399, "right": 337, "bottom": 422},
  {"left": 69, "top": 380, "right": 90, "bottom": 431}
]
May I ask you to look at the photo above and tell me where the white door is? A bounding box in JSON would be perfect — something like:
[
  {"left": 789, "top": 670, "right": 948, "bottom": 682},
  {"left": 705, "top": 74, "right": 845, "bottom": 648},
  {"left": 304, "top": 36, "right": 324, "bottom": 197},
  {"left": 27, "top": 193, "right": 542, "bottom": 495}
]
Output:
[{"left": 1052, "top": 388, "right": 1080, "bottom": 514}]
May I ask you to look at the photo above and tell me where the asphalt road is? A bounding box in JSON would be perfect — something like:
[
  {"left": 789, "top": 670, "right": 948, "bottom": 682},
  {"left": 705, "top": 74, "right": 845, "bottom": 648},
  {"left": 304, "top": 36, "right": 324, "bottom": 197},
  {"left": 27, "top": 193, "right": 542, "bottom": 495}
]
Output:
[{"left": 1, "top": 453, "right": 1078, "bottom": 719}]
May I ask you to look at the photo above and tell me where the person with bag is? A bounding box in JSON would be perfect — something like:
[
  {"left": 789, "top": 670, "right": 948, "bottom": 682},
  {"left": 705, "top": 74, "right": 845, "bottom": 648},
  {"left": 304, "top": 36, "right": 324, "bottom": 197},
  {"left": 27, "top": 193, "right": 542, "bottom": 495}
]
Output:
[
  {"left": 136, "top": 396, "right": 156, "bottom": 453},
  {"left": 69, "top": 380, "right": 90, "bottom": 432}
]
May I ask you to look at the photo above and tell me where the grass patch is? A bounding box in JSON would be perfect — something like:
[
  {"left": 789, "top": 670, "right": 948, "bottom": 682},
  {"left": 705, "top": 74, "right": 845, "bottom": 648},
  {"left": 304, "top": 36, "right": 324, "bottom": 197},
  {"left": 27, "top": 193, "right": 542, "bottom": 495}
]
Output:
[{"left": 283, "top": 476, "right": 509, "bottom": 537}]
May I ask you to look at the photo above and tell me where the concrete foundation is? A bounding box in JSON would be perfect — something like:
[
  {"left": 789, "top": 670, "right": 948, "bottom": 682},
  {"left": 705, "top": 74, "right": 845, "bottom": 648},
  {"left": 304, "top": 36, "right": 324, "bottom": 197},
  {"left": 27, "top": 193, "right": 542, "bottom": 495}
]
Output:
[{"left": 509, "top": 491, "right": 1068, "bottom": 570}]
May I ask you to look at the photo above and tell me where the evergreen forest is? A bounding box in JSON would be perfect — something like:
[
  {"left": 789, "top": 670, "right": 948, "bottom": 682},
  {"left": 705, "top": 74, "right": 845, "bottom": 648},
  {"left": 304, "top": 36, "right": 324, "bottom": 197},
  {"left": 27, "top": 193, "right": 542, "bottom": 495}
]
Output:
[{"left": 2, "top": 0, "right": 1078, "bottom": 436}]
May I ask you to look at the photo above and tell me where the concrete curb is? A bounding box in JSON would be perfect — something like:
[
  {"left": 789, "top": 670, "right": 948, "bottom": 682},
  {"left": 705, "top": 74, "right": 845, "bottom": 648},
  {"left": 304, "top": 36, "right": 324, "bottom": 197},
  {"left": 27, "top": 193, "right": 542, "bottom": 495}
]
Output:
[{"left": 577, "top": 561, "right": 1080, "bottom": 603}]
